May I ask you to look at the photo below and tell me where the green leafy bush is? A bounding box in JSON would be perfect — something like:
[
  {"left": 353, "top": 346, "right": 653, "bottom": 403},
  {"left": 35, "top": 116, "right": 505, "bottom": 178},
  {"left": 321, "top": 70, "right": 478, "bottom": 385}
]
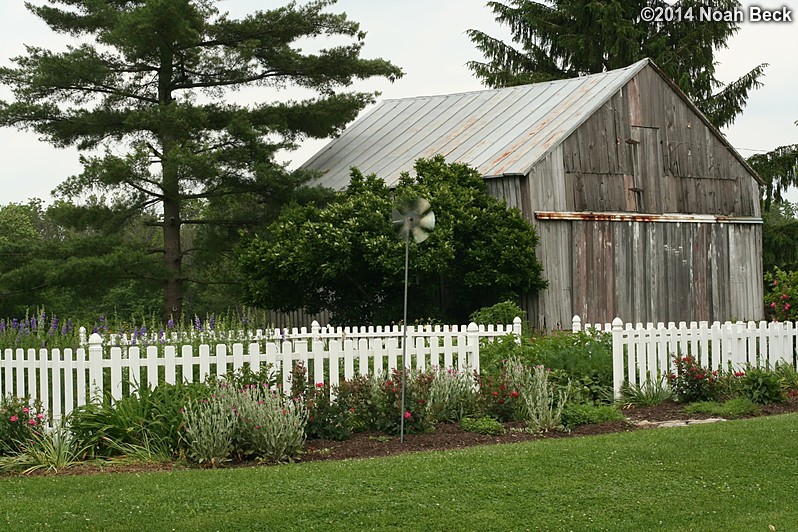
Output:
[
  {"left": 460, "top": 416, "right": 505, "bottom": 436},
  {"left": 475, "top": 371, "right": 523, "bottom": 422},
  {"left": 376, "top": 369, "right": 435, "bottom": 435},
  {"left": 336, "top": 375, "right": 384, "bottom": 432},
  {"left": 0, "top": 396, "right": 45, "bottom": 456},
  {"left": 470, "top": 300, "right": 526, "bottom": 329},
  {"left": 764, "top": 267, "right": 798, "bottom": 321},
  {"left": 560, "top": 403, "right": 625, "bottom": 430},
  {"left": 504, "top": 357, "right": 570, "bottom": 433},
  {"left": 667, "top": 355, "right": 720, "bottom": 402},
  {"left": 739, "top": 367, "right": 785, "bottom": 404},
  {"left": 290, "top": 364, "right": 353, "bottom": 441}
]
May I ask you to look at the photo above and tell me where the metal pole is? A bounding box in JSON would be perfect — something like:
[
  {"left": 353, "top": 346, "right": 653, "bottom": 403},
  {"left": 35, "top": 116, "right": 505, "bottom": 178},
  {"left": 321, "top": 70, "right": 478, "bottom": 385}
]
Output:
[{"left": 400, "top": 235, "right": 409, "bottom": 443}]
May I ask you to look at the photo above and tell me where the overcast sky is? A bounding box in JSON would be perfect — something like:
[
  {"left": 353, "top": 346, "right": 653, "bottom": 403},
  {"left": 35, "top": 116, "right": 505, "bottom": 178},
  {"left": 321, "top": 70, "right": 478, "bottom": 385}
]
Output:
[{"left": 1, "top": 0, "right": 796, "bottom": 206}]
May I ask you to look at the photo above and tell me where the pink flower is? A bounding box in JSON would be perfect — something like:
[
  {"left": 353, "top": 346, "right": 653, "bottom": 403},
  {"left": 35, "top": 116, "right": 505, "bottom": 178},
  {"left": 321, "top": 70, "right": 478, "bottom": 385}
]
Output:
[
  {"left": 28, "top": 419, "right": 37, "bottom": 426},
  {"left": 9, "top": 415, "right": 18, "bottom": 423},
  {"left": 36, "top": 413, "right": 44, "bottom": 420},
  {"left": 403, "top": 411, "right": 412, "bottom": 419},
  {"left": 22, "top": 407, "right": 29, "bottom": 414},
  {"left": 771, "top": 302, "right": 777, "bottom": 308},
  {"left": 785, "top": 303, "right": 791, "bottom": 311}
]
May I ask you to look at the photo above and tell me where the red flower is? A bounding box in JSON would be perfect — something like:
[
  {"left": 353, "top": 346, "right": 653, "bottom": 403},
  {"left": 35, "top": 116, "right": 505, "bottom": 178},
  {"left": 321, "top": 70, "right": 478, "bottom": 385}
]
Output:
[
  {"left": 510, "top": 391, "right": 519, "bottom": 398},
  {"left": 315, "top": 382, "right": 325, "bottom": 388},
  {"left": 403, "top": 411, "right": 412, "bottom": 419}
]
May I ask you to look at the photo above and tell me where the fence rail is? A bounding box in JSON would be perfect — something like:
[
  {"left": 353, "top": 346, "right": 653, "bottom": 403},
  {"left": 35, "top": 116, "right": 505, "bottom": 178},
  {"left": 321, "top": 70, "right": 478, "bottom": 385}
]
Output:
[
  {"left": 1, "top": 319, "right": 522, "bottom": 425},
  {"left": 573, "top": 316, "right": 798, "bottom": 396}
]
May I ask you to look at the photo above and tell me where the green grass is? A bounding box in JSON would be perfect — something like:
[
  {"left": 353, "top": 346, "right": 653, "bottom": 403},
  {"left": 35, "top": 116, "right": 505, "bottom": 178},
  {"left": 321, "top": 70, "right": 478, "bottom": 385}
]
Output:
[{"left": 2, "top": 414, "right": 798, "bottom": 531}]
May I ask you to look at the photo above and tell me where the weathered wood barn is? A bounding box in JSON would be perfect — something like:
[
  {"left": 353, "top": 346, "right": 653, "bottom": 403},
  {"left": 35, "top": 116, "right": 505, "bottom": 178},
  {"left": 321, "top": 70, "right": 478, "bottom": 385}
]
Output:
[{"left": 302, "top": 58, "right": 764, "bottom": 329}]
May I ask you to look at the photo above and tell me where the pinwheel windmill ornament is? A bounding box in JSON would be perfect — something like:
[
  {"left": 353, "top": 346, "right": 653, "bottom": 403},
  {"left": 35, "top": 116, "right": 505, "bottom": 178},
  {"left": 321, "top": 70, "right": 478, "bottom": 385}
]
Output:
[{"left": 392, "top": 197, "right": 435, "bottom": 442}]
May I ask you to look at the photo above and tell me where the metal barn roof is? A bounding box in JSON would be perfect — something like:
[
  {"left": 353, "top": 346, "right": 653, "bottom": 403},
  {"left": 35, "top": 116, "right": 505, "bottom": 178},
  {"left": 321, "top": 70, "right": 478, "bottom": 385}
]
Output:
[{"left": 302, "top": 59, "right": 651, "bottom": 189}]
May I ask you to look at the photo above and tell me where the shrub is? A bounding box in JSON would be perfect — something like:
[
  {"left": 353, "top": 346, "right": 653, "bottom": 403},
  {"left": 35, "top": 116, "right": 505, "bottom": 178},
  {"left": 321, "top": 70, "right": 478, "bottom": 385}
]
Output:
[
  {"left": 476, "top": 371, "right": 523, "bottom": 422},
  {"left": 427, "top": 368, "right": 478, "bottom": 423},
  {"left": 182, "top": 395, "right": 237, "bottom": 467},
  {"left": 560, "top": 403, "right": 626, "bottom": 430},
  {"left": 290, "top": 364, "right": 353, "bottom": 441},
  {"left": 0, "top": 396, "right": 45, "bottom": 456},
  {"left": 376, "top": 369, "right": 435, "bottom": 435},
  {"left": 764, "top": 267, "right": 798, "bottom": 321},
  {"left": 222, "top": 384, "right": 307, "bottom": 463},
  {"left": 667, "top": 355, "right": 720, "bottom": 402},
  {"left": 460, "top": 416, "right": 505, "bottom": 436},
  {"left": 470, "top": 300, "right": 526, "bottom": 330},
  {"left": 336, "top": 374, "right": 383, "bottom": 432},
  {"left": 739, "top": 367, "right": 785, "bottom": 404}
]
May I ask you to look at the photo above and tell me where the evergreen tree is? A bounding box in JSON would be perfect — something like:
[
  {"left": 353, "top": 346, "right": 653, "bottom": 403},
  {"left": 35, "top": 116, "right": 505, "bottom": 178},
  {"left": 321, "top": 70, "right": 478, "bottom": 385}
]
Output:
[
  {"left": 0, "top": 0, "right": 402, "bottom": 321},
  {"left": 467, "top": 0, "right": 765, "bottom": 128}
]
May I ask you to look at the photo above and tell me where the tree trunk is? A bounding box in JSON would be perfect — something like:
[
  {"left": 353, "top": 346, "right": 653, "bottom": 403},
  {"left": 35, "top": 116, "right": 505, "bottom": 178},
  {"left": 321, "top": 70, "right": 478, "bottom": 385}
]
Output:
[{"left": 159, "top": 48, "right": 182, "bottom": 322}]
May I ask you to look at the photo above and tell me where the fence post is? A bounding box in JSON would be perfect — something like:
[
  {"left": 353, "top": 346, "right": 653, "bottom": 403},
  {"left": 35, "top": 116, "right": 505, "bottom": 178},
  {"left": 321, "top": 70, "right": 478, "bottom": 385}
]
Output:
[
  {"left": 572, "top": 315, "right": 582, "bottom": 333},
  {"left": 79, "top": 326, "right": 87, "bottom": 348},
  {"left": 88, "top": 332, "right": 104, "bottom": 402},
  {"left": 467, "top": 322, "right": 480, "bottom": 374},
  {"left": 311, "top": 320, "right": 321, "bottom": 343},
  {"left": 512, "top": 316, "right": 523, "bottom": 345},
  {"left": 611, "top": 318, "right": 624, "bottom": 399}
]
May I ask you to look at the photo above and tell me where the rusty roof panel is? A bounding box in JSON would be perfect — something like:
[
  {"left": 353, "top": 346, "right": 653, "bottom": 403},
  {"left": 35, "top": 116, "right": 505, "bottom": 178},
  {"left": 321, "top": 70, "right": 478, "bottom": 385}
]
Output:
[{"left": 302, "top": 59, "right": 651, "bottom": 188}]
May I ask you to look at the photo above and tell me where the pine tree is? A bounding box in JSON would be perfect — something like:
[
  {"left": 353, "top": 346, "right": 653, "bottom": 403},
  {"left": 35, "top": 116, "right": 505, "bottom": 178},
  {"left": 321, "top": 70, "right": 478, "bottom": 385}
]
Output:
[
  {"left": 467, "top": 0, "right": 765, "bottom": 128},
  {"left": 0, "top": 0, "right": 402, "bottom": 320}
]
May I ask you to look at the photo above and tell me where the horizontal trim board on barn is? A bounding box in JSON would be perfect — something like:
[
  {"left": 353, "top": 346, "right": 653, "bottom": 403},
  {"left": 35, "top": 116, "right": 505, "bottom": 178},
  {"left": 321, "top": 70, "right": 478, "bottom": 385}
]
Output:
[{"left": 535, "top": 211, "right": 762, "bottom": 224}]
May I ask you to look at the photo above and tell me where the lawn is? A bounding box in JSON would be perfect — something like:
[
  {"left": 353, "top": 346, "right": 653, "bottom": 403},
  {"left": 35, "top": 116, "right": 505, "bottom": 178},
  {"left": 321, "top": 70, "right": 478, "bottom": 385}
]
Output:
[{"left": 2, "top": 414, "right": 797, "bottom": 531}]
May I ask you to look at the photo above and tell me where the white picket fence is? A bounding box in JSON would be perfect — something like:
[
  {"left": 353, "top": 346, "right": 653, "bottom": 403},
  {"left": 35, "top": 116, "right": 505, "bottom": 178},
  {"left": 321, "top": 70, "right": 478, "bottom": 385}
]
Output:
[
  {"left": 1, "top": 319, "right": 523, "bottom": 424},
  {"left": 573, "top": 316, "right": 798, "bottom": 396}
]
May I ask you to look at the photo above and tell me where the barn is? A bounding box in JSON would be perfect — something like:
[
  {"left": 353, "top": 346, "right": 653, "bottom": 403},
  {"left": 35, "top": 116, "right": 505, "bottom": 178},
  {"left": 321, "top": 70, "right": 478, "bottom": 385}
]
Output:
[{"left": 302, "top": 58, "right": 764, "bottom": 330}]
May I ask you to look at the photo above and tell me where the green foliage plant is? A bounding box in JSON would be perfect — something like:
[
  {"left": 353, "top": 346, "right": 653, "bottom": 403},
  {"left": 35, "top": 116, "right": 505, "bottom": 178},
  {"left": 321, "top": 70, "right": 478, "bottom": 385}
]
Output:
[
  {"left": 504, "top": 357, "right": 569, "bottom": 433},
  {"left": 460, "top": 416, "right": 506, "bottom": 436},
  {"left": 0, "top": 426, "right": 91, "bottom": 475},
  {"left": 620, "top": 378, "right": 675, "bottom": 406},
  {"left": 182, "top": 396, "right": 237, "bottom": 467},
  {"left": 241, "top": 158, "right": 546, "bottom": 324},
  {"left": 335, "top": 374, "right": 384, "bottom": 432},
  {"left": 682, "top": 397, "right": 761, "bottom": 419},
  {"left": 475, "top": 371, "right": 523, "bottom": 422},
  {"left": 560, "top": 403, "right": 626, "bottom": 430},
  {"left": 0, "top": 1, "right": 402, "bottom": 320},
  {"left": 289, "top": 364, "right": 353, "bottom": 441},
  {"left": 221, "top": 385, "right": 307, "bottom": 464},
  {"left": 469, "top": 300, "right": 526, "bottom": 331},
  {"left": 763, "top": 267, "right": 798, "bottom": 321},
  {"left": 0, "top": 396, "right": 45, "bottom": 456},
  {"left": 427, "top": 368, "right": 478, "bottom": 423},
  {"left": 667, "top": 354, "right": 720, "bottom": 403},
  {"left": 739, "top": 367, "right": 785, "bottom": 405},
  {"left": 376, "top": 369, "right": 435, "bottom": 435}
]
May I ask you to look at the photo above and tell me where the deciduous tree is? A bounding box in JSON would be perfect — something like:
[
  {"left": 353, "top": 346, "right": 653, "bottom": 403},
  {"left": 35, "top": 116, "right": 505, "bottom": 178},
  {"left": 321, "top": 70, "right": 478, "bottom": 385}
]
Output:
[{"left": 239, "top": 157, "right": 546, "bottom": 324}]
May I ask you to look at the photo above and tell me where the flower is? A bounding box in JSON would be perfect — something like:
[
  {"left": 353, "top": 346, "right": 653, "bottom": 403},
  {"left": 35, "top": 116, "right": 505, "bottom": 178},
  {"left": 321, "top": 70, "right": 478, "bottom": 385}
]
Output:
[
  {"left": 36, "top": 413, "right": 44, "bottom": 420},
  {"left": 28, "top": 419, "right": 37, "bottom": 426},
  {"left": 403, "top": 411, "right": 412, "bottom": 419},
  {"left": 315, "top": 382, "right": 325, "bottom": 388},
  {"left": 510, "top": 391, "right": 519, "bottom": 398},
  {"left": 771, "top": 302, "right": 777, "bottom": 308},
  {"left": 9, "top": 415, "right": 18, "bottom": 423},
  {"left": 22, "top": 407, "right": 29, "bottom": 414}
]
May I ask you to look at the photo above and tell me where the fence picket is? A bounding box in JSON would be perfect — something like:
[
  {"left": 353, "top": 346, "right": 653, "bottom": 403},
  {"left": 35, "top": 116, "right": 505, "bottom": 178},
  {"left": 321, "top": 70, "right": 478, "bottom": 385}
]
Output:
[
  {"left": 609, "top": 316, "right": 798, "bottom": 396},
  {"left": 2, "top": 320, "right": 512, "bottom": 426}
]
